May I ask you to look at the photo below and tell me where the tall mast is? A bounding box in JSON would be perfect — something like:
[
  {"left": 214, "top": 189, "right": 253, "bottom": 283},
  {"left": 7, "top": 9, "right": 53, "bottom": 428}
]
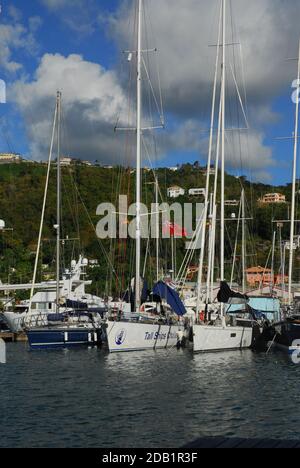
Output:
[
  {"left": 206, "top": 193, "right": 214, "bottom": 299},
  {"left": 196, "top": 1, "right": 222, "bottom": 312},
  {"left": 278, "top": 224, "right": 283, "bottom": 290},
  {"left": 220, "top": 0, "right": 226, "bottom": 286},
  {"left": 135, "top": 0, "right": 143, "bottom": 312},
  {"left": 209, "top": 76, "right": 223, "bottom": 298},
  {"left": 271, "top": 230, "right": 276, "bottom": 294},
  {"left": 242, "top": 189, "right": 246, "bottom": 293},
  {"left": 155, "top": 176, "right": 159, "bottom": 282},
  {"left": 288, "top": 40, "right": 300, "bottom": 305},
  {"left": 56, "top": 91, "right": 62, "bottom": 313},
  {"left": 27, "top": 96, "right": 58, "bottom": 318}
]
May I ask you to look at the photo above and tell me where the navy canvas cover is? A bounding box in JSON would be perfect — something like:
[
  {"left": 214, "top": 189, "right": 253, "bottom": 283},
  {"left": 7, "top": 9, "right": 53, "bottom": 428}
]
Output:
[{"left": 153, "top": 281, "right": 186, "bottom": 317}]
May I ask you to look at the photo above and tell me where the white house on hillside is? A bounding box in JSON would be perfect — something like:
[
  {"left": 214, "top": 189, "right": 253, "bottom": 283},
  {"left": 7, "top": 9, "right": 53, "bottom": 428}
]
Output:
[
  {"left": 259, "top": 193, "right": 286, "bottom": 205},
  {"left": 225, "top": 200, "right": 239, "bottom": 207},
  {"left": 60, "top": 156, "right": 73, "bottom": 166},
  {"left": 189, "top": 188, "right": 206, "bottom": 197},
  {"left": 0, "top": 153, "right": 22, "bottom": 164},
  {"left": 167, "top": 186, "right": 185, "bottom": 198}
]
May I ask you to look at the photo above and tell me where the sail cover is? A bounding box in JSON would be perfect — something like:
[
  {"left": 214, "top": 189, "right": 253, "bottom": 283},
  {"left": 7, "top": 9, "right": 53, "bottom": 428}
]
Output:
[
  {"left": 217, "top": 282, "right": 249, "bottom": 304},
  {"left": 153, "top": 281, "right": 186, "bottom": 316}
]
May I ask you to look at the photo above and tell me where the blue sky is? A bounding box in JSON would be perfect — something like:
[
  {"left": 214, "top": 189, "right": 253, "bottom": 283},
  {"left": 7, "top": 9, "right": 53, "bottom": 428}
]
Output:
[{"left": 0, "top": 0, "right": 300, "bottom": 186}]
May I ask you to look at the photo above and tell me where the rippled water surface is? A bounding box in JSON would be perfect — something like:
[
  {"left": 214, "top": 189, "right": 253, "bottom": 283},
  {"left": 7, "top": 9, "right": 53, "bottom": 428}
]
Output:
[{"left": 0, "top": 344, "right": 299, "bottom": 448}]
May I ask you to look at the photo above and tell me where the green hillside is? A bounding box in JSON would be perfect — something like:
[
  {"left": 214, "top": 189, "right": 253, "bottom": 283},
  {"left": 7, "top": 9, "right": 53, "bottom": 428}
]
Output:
[{"left": 0, "top": 162, "right": 297, "bottom": 298}]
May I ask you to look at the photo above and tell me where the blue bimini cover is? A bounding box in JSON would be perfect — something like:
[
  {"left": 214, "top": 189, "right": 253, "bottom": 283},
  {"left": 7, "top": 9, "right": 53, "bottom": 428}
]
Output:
[
  {"left": 153, "top": 281, "right": 186, "bottom": 317},
  {"left": 227, "top": 296, "right": 281, "bottom": 322}
]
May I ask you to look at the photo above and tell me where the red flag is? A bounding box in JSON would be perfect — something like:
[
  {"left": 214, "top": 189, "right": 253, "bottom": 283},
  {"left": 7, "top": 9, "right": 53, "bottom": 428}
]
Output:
[{"left": 162, "top": 221, "right": 187, "bottom": 237}]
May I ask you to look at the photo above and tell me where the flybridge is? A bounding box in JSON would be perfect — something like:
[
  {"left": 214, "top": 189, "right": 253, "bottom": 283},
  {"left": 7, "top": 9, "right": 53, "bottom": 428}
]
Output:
[
  {"left": 0, "top": 281, "right": 61, "bottom": 292},
  {"left": 0, "top": 279, "right": 92, "bottom": 292}
]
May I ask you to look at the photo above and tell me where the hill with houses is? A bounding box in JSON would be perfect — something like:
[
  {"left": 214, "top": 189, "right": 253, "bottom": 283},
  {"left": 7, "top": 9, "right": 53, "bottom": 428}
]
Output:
[{"left": 0, "top": 159, "right": 298, "bottom": 297}]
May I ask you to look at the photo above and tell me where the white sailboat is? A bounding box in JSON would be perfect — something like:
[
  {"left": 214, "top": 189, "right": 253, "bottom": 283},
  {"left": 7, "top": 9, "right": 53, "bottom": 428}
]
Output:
[
  {"left": 104, "top": 0, "right": 184, "bottom": 353},
  {"left": 263, "top": 40, "right": 300, "bottom": 355},
  {"left": 3, "top": 93, "right": 106, "bottom": 334},
  {"left": 2, "top": 93, "right": 106, "bottom": 347},
  {"left": 24, "top": 92, "right": 105, "bottom": 348},
  {"left": 3, "top": 256, "right": 105, "bottom": 333},
  {"left": 192, "top": 0, "right": 254, "bottom": 353}
]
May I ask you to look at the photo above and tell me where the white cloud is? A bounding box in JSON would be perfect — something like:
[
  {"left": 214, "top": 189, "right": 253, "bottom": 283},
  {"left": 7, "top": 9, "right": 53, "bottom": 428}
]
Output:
[
  {"left": 0, "top": 9, "right": 41, "bottom": 74},
  {"left": 10, "top": 50, "right": 278, "bottom": 177},
  {"left": 110, "top": 0, "right": 300, "bottom": 116},
  {"left": 0, "top": 24, "right": 25, "bottom": 73},
  {"left": 159, "top": 119, "right": 275, "bottom": 180},
  {"left": 104, "top": 0, "right": 300, "bottom": 176},
  {"left": 12, "top": 0, "right": 298, "bottom": 177},
  {"left": 227, "top": 130, "right": 275, "bottom": 172},
  {"left": 11, "top": 53, "right": 128, "bottom": 162}
]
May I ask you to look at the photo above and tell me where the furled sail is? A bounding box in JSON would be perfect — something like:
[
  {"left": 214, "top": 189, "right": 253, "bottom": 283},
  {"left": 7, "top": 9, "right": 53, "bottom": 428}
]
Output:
[
  {"left": 217, "top": 282, "right": 249, "bottom": 304},
  {"left": 153, "top": 281, "right": 186, "bottom": 317}
]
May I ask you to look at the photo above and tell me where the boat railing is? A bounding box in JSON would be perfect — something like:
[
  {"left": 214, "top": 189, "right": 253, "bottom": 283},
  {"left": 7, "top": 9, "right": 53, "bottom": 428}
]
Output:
[
  {"left": 24, "top": 313, "right": 49, "bottom": 329},
  {"left": 24, "top": 311, "right": 104, "bottom": 330},
  {"left": 13, "top": 315, "right": 26, "bottom": 329}
]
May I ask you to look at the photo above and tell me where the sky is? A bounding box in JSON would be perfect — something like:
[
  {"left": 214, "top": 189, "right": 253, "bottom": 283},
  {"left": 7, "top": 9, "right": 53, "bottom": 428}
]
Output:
[{"left": 0, "top": 0, "right": 300, "bottom": 185}]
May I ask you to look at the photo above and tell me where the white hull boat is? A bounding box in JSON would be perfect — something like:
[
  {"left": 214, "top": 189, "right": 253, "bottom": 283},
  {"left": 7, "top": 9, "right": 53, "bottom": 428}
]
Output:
[
  {"left": 105, "top": 321, "right": 183, "bottom": 353},
  {"left": 192, "top": 324, "right": 253, "bottom": 353},
  {"left": 4, "top": 312, "right": 29, "bottom": 333},
  {"left": 2, "top": 257, "right": 106, "bottom": 333}
]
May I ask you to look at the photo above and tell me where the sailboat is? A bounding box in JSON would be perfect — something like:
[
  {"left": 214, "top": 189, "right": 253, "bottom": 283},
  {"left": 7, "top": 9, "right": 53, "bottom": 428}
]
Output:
[
  {"left": 262, "top": 40, "right": 300, "bottom": 355},
  {"left": 103, "top": 0, "right": 184, "bottom": 353},
  {"left": 3, "top": 256, "right": 106, "bottom": 334},
  {"left": 24, "top": 92, "right": 104, "bottom": 349},
  {"left": 190, "top": 0, "right": 256, "bottom": 353}
]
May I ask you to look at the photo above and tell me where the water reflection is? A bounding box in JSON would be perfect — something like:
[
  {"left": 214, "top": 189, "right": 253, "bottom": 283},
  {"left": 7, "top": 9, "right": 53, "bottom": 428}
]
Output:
[{"left": 1, "top": 344, "right": 300, "bottom": 447}]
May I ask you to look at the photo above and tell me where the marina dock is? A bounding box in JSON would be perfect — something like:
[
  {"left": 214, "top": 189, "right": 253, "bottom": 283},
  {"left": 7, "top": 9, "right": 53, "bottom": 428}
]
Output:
[{"left": 0, "top": 332, "right": 27, "bottom": 343}]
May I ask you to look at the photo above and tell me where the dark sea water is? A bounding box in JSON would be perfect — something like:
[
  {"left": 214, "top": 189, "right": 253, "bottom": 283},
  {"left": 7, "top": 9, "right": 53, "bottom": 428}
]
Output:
[{"left": 0, "top": 343, "right": 299, "bottom": 448}]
